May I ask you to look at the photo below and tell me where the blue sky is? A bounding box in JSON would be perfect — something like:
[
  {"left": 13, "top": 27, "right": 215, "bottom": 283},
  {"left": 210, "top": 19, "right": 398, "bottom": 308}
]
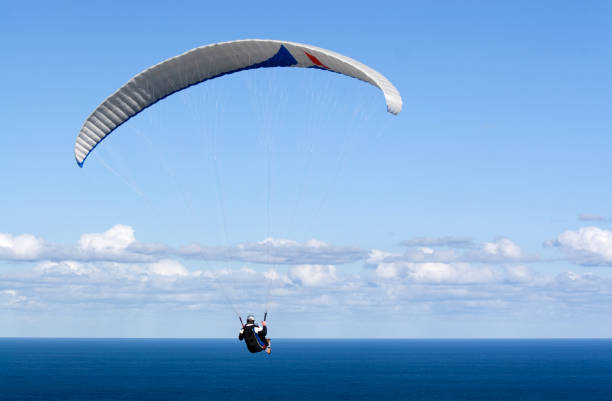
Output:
[{"left": 1, "top": 0, "right": 611, "bottom": 338}]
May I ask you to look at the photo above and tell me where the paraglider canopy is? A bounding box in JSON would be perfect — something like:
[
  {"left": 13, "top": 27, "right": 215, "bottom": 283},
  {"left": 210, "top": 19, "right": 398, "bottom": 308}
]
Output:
[{"left": 74, "top": 39, "right": 402, "bottom": 167}]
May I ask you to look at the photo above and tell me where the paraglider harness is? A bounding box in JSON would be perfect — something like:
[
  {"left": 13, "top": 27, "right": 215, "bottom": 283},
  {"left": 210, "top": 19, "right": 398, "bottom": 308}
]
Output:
[{"left": 239, "top": 313, "right": 268, "bottom": 353}]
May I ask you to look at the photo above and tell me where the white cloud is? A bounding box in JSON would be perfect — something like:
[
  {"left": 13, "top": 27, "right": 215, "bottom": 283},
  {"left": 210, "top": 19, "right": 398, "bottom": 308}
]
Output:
[
  {"left": 503, "top": 265, "right": 534, "bottom": 283},
  {"left": 366, "top": 247, "right": 458, "bottom": 265},
  {"left": 374, "top": 261, "right": 498, "bottom": 284},
  {"left": 0, "top": 225, "right": 156, "bottom": 263},
  {"left": 305, "top": 239, "right": 328, "bottom": 248},
  {"left": 0, "top": 289, "right": 28, "bottom": 307},
  {"left": 35, "top": 260, "right": 96, "bottom": 276},
  {"left": 149, "top": 260, "right": 189, "bottom": 277},
  {"left": 556, "top": 271, "right": 598, "bottom": 284},
  {"left": 289, "top": 265, "right": 337, "bottom": 287},
  {"left": 480, "top": 238, "right": 523, "bottom": 259},
  {"left": 0, "top": 233, "right": 45, "bottom": 260},
  {"left": 411, "top": 263, "right": 497, "bottom": 284},
  {"left": 551, "top": 226, "right": 612, "bottom": 265},
  {"left": 1, "top": 259, "right": 220, "bottom": 308},
  {"left": 264, "top": 269, "right": 280, "bottom": 281},
  {"left": 368, "top": 237, "right": 527, "bottom": 266},
  {"left": 375, "top": 262, "right": 401, "bottom": 279},
  {"left": 78, "top": 224, "right": 136, "bottom": 253},
  {"left": 366, "top": 249, "right": 400, "bottom": 264}
]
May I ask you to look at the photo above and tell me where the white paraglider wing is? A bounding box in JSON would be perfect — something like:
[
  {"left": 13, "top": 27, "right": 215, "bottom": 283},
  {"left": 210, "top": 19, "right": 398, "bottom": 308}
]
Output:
[{"left": 75, "top": 39, "right": 402, "bottom": 166}]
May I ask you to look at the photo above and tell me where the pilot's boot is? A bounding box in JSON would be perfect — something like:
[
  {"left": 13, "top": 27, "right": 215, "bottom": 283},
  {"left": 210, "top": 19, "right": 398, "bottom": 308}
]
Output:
[{"left": 266, "top": 339, "right": 271, "bottom": 354}]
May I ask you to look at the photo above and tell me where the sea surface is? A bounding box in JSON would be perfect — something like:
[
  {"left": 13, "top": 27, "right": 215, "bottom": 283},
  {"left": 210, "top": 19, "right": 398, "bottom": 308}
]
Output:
[{"left": 0, "top": 339, "right": 611, "bottom": 400}]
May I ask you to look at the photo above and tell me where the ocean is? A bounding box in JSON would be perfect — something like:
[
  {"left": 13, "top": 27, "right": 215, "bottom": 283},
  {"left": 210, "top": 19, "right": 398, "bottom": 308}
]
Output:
[{"left": 0, "top": 339, "right": 610, "bottom": 400}]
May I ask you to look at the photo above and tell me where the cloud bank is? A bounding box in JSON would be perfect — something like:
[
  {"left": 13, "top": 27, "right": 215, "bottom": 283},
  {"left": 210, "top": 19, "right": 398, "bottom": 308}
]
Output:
[
  {"left": 179, "top": 238, "right": 366, "bottom": 265},
  {"left": 0, "top": 225, "right": 363, "bottom": 265},
  {"left": 2, "top": 224, "right": 611, "bottom": 331}
]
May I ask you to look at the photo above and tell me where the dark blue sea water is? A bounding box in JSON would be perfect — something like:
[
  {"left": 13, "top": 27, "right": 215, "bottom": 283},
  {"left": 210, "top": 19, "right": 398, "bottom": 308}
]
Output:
[{"left": 0, "top": 339, "right": 611, "bottom": 401}]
